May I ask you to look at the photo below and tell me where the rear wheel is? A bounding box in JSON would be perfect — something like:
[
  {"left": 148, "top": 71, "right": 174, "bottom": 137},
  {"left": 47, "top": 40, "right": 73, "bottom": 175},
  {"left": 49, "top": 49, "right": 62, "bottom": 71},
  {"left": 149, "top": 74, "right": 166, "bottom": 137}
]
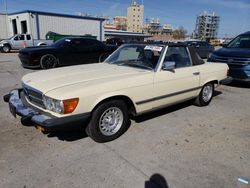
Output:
[
  {"left": 86, "top": 100, "right": 129, "bottom": 142},
  {"left": 194, "top": 82, "right": 214, "bottom": 106},
  {"left": 40, "top": 54, "right": 58, "bottom": 69},
  {"left": 1, "top": 44, "right": 11, "bottom": 53}
]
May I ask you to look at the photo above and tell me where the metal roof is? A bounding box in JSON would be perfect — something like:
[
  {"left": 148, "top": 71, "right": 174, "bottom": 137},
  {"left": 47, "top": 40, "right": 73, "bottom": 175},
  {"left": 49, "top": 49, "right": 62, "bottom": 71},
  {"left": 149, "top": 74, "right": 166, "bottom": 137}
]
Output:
[
  {"left": 8, "top": 10, "right": 105, "bottom": 21},
  {"left": 105, "top": 29, "right": 151, "bottom": 37}
]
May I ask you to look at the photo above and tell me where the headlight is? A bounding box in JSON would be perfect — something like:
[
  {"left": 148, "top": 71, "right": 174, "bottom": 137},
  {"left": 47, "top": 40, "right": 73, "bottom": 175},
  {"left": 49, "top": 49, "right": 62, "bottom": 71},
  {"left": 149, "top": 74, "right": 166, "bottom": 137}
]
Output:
[
  {"left": 0, "top": 43, "right": 3, "bottom": 47},
  {"left": 43, "top": 95, "right": 79, "bottom": 114}
]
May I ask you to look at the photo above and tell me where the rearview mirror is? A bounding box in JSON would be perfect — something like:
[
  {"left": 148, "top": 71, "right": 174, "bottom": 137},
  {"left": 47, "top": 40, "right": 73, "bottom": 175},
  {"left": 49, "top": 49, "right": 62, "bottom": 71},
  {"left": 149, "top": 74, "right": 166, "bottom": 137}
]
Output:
[{"left": 162, "top": 61, "right": 175, "bottom": 72}]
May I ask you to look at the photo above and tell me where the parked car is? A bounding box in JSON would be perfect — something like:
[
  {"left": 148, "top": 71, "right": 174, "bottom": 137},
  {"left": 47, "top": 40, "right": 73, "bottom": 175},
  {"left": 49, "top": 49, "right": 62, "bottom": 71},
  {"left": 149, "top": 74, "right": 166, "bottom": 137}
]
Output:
[
  {"left": 0, "top": 34, "right": 53, "bottom": 53},
  {"left": 105, "top": 37, "right": 124, "bottom": 46},
  {"left": 4, "top": 43, "right": 229, "bottom": 142},
  {"left": 185, "top": 41, "right": 215, "bottom": 58},
  {"left": 208, "top": 31, "right": 250, "bottom": 82},
  {"left": 18, "top": 37, "right": 117, "bottom": 69}
]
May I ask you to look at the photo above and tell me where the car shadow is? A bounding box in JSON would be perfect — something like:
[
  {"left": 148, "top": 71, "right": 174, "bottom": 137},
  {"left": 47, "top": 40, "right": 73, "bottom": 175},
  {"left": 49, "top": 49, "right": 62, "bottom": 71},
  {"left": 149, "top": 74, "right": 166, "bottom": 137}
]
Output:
[
  {"left": 224, "top": 81, "right": 250, "bottom": 89},
  {"left": 45, "top": 120, "right": 132, "bottom": 142},
  {"left": 46, "top": 130, "right": 88, "bottom": 142}
]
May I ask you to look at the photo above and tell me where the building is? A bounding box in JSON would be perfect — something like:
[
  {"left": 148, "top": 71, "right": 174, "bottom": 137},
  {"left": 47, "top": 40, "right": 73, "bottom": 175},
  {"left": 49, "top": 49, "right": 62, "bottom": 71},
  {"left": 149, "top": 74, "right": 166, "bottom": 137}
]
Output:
[
  {"left": 105, "top": 29, "right": 151, "bottom": 43},
  {"left": 104, "top": 16, "right": 127, "bottom": 31},
  {"left": 0, "top": 13, "right": 8, "bottom": 39},
  {"left": 127, "top": 0, "right": 144, "bottom": 32},
  {"left": 1, "top": 10, "right": 105, "bottom": 41},
  {"left": 194, "top": 11, "right": 220, "bottom": 40},
  {"left": 143, "top": 18, "right": 174, "bottom": 42},
  {"left": 113, "top": 16, "right": 127, "bottom": 31}
]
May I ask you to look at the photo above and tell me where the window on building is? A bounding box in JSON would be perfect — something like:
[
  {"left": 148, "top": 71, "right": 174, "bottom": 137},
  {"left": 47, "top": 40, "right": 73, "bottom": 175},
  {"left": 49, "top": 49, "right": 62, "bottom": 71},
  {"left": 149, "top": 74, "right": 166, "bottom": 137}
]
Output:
[{"left": 21, "top": 20, "right": 28, "bottom": 34}]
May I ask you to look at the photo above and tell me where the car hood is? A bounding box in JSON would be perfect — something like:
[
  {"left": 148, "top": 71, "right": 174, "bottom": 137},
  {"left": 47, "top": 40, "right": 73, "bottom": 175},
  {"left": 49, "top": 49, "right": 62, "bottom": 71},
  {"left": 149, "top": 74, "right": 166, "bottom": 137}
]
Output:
[
  {"left": 214, "top": 47, "right": 250, "bottom": 58},
  {"left": 22, "top": 63, "right": 151, "bottom": 94}
]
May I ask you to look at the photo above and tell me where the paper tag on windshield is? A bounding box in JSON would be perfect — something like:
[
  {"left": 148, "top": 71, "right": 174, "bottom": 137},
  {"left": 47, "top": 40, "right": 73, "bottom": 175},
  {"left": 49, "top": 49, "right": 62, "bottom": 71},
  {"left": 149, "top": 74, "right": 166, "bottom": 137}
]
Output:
[{"left": 144, "top": 46, "right": 163, "bottom": 52}]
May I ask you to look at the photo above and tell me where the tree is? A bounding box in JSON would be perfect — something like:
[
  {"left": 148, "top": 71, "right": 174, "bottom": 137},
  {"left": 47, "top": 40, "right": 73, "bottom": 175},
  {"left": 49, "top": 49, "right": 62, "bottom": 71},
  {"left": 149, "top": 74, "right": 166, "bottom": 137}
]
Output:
[{"left": 172, "top": 26, "right": 187, "bottom": 40}]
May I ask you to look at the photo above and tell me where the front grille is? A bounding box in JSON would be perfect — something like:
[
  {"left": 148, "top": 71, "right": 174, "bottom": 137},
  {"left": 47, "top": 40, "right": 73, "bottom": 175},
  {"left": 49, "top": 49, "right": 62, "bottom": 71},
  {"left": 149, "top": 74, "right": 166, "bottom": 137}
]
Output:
[
  {"left": 22, "top": 84, "right": 45, "bottom": 108},
  {"left": 214, "top": 56, "right": 250, "bottom": 66}
]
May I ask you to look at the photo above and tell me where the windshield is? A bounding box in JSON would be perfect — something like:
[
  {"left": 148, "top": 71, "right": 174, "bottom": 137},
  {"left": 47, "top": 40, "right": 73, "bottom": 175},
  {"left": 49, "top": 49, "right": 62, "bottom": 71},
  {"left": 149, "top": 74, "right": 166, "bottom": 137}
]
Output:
[
  {"left": 226, "top": 35, "right": 250, "bottom": 48},
  {"left": 105, "top": 44, "right": 164, "bottom": 70}
]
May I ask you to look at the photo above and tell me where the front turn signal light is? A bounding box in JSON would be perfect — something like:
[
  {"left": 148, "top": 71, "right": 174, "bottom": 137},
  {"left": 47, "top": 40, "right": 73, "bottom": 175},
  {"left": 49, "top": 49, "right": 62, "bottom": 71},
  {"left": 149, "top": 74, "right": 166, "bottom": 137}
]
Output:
[{"left": 63, "top": 98, "right": 79, "bottom": 114}]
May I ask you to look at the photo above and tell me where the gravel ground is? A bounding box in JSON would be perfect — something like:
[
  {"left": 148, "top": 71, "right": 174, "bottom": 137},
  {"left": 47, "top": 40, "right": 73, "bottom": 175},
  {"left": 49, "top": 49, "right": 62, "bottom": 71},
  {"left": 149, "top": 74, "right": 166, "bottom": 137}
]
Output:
[{"left": 0, "top": 53, "right": 249, "bottom": 188}]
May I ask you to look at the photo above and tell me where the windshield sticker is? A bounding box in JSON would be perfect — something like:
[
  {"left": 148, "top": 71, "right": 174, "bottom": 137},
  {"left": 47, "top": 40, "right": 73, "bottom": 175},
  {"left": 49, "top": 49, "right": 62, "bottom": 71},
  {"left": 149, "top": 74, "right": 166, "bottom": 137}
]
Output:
[{"left": 144, "top": 46, "right": 163, "bottom": 52}]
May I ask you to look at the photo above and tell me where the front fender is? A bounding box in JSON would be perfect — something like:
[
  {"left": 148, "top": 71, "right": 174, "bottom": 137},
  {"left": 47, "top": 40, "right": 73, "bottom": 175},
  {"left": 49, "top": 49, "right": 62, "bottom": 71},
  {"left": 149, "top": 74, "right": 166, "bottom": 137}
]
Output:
[{"left": 89, "top": 92, "right": 137, "bottom": 113}]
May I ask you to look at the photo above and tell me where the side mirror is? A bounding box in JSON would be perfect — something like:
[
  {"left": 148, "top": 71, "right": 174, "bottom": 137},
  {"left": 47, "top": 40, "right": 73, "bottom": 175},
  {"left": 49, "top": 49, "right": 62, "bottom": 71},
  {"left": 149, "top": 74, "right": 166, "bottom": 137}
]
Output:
[{"left": 162, "top": 61, "right": 175, "bottom": 72}]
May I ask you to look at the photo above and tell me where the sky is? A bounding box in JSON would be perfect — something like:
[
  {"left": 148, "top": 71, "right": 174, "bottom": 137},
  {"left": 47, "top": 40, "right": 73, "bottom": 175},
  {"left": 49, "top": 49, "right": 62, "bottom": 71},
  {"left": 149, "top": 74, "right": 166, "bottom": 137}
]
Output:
[{"left": 0, "top": 0, "right": 250, "bottom": 38}]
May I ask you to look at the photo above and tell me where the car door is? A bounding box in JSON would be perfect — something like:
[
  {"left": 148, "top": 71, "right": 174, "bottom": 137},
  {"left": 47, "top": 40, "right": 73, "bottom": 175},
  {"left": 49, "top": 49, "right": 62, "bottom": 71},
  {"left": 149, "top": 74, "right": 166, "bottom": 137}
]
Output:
[
  {"left": 12, "top": 34, "right": 26, "bottom": 49},
  {"left": 56, "top": 38, "right": 81, "bottom": 65},
  {"left": 25, "top": 34, "right": 33, "bottom": 47},
  {"left": 152, "top": 46, "right": 200, "bottom": 109},
  {"left": 79, "top": 39, "right": 106, "bottom": 64}
]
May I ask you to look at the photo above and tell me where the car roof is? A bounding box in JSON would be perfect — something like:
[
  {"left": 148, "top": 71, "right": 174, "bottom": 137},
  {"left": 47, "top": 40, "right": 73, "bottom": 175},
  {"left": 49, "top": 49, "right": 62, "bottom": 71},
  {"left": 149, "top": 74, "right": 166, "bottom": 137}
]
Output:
[
  {"left": 129, "top": 41, "right": 188, "bottom": 47},
  {"left": 240, "top": 31, "right": 250, "bottom": 36}
]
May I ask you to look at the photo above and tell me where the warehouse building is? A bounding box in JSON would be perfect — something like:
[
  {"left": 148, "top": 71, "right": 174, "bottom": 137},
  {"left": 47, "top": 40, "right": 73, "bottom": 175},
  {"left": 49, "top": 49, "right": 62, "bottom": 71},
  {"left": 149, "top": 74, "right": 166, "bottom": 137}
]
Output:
[
  {"left": 0, "top": 13, "right": 8, "bottom": 39},
  {"left": 1, "top": 10, "right": 105, "bottom": 41}
]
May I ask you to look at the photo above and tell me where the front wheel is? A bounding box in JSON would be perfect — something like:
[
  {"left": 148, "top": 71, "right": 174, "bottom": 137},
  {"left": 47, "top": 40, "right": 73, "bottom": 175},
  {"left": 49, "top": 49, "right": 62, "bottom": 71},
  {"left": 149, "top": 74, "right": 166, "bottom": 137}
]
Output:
[
  {"left": 194, "top": 83, "right": 214, "bottom": 106},
  {"left": 86, "top": 100, "right": 129, "bottom": 142},
  {"left": 40, "top": 54, "right": 58, "bottom": 69},
  {"left": 1, "top": 44, "right": 11, "bottom": 53}
]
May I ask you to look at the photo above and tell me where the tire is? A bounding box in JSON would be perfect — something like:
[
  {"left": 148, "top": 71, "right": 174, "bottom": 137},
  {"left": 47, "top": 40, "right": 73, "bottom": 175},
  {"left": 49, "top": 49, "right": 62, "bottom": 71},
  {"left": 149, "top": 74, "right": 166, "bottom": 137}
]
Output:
[
  {"left": 40, "top": 54, "right": 58, "bottom": 69},
  {"left": 86, "top": 100, "right": 129, "bottom": 143},
  {"left": 194, "top": 82, "right": 214, "bottom": 106},
  {"left": 99, "top": 53, "right": 109, "bottom": 62},
  {"left": 1, "top": 44, "right": 11, "bottom": 53}
]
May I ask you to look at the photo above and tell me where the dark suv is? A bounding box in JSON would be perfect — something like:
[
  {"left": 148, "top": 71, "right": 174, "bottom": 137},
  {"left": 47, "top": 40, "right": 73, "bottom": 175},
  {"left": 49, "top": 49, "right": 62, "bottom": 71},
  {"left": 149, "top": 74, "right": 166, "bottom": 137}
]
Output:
[
  {"left": 208, "top": 31, "right": 250, "bottom": 82},
  {"left": 185, "top": 41, "right": 214, "bottom": 58}
]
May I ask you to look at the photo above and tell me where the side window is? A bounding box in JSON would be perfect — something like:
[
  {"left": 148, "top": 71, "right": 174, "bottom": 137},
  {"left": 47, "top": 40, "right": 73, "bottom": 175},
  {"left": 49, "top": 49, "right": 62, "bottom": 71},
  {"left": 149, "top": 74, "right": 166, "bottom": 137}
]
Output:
[
  {"left": 163, "top": 47, "right": 191, "bottom": 68},
  {"left": 81, "top": 39, "right": 104, "bottom": 50},
  {"left": 14, "top": 36, "right": 19, "bottom": 41},
  {"left": 26, "top": 35, "right": 31, "bottom": 40},
  {"left": 19, "top": 35, "right": 25, "bottom": 40},
  {"left": 70, "top": 39, "right": 82, "bottom": 50}
]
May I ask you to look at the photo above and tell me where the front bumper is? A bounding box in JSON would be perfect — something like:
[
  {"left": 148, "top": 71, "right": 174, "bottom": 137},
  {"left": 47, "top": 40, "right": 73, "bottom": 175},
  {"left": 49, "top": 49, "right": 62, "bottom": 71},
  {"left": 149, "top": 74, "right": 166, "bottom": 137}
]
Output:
[
  {"left": 18, "top": 54, "right": 41, "bottom": 68},
  {"left": 4, "top": 89, "right": 91, "bottom": 131},
  {"left": 219, "top": 77, "right": 233, "bottom": 85}
]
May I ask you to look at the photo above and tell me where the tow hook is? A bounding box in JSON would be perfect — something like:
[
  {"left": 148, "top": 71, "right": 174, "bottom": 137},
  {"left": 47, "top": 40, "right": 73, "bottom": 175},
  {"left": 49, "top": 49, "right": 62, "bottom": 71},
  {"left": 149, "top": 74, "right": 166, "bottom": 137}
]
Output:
[
  {"left": 21, "top": 115, "right": 34, "bottom": 126},
  {"left": 3, "top": 94, "right": 11, "bottom": 102}
]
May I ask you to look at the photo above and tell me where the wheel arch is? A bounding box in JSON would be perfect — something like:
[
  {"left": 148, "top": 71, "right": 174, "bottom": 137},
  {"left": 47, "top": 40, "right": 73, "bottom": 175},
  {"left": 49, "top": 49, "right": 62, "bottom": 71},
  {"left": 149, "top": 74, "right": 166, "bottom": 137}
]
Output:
[
  {"left": 202, "top": 78, "right": 219, "bottom": 87},
  {"left": 91, "top": 95, "right": 137, "bottom": 117}
]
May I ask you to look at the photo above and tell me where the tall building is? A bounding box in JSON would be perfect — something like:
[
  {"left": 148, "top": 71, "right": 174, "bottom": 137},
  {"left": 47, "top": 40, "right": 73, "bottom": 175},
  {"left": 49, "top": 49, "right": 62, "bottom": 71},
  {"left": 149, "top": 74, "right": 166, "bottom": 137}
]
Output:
[
  {"left": 127, "top": 0, "right": 144, "bottom": 32},
  {"left": 194, "top": 11, "right": 220, "bottom": 40}
]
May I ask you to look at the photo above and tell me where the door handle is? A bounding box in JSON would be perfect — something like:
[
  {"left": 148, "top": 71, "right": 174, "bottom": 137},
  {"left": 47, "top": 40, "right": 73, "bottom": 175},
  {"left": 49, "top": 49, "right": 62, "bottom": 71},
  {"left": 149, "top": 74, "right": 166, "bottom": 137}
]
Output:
[{"left": 193, "top": 72, "right": 200, "bottom": 75}]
